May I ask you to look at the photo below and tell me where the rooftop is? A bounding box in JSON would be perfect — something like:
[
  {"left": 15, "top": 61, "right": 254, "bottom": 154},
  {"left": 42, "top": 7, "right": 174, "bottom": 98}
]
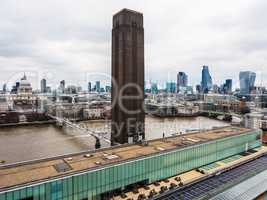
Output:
[
  {"left": 0, "top": 127, "right": 252, "bottom": 192},
  {"left": 113, "top": 8, "right": 143, "bottom": 16},
  {"left": 154, "top": 150, "right": 267, "bottom": 200},
  {"left": 113, "top": 8, "right": 143, "bottom": 28},
  {"left": 113, "top": 147, "right": 267, "bottom": 200}
]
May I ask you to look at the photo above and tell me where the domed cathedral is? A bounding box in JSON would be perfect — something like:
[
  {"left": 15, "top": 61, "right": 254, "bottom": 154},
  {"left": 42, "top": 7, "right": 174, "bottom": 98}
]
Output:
[
  {"left": 17, "top": 73, "right": 33, "bottom": 95},
  {"left": 9, "top": 73, "right": 37, "bottom": 112}
]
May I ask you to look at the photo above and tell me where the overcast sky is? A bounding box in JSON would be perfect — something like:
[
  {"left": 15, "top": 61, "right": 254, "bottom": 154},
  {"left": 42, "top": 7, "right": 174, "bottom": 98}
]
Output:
[{"left": 0, "top": 0, "right": 267, "bottom": 90}]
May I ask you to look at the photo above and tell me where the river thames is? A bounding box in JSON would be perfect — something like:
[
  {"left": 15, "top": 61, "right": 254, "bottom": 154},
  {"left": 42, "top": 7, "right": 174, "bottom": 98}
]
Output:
[{"left": 0, "top": 116, "right": 228, "bottom": 164}]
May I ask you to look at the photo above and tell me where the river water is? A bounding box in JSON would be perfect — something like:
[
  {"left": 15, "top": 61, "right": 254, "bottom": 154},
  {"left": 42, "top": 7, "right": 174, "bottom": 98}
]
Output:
[{"left": 0, "top": 116, "right": 228, "bottom": 164}]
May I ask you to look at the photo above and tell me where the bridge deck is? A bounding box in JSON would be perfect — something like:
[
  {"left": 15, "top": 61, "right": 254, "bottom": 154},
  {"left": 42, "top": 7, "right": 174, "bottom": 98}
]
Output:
[{"left": 0, "top": 127, "right": 251, "bottom": 192}]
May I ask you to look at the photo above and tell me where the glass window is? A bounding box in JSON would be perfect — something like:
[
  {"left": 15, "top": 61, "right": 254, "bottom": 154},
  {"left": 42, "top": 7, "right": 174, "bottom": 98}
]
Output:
[
  {"left": 6, "top": 192, "right": 13, "bottom": 200},
  {"left": 26, "top": 187, "right": 33, "bottom": 198},
  {"left": 33, "top": 186, "right": 40, "bottom": 200},
  {"left": 14, "top": 190, "right": 20, "bottom": 200},
  {"left": 73, "top": 177, "right": 79, "bottom": 194},
  {"left": 0, "top": 194, "right": 6, "bottom": 200},
  {"left": 20, "top": 189, "right": 27, "bottom": 200}
]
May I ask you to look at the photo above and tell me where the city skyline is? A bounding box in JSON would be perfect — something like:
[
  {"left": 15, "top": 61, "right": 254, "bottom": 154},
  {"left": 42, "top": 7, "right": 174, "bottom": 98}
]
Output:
[
  {"left": 0, "top": 0, "right": 267, "bottom": 89},
  {"left": 0, "top": 67, "right": 262, "bottom": 92}
]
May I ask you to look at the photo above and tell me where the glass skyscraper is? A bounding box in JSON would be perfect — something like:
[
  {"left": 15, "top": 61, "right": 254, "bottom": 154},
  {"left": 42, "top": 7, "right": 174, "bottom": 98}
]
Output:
[
  {"left": 177, "top": 72, "right": 188, "bottom": 93},
  {"left": 151, "top": 83, "right": 158, "bottom": 94},
  {"left": 201, "top": 65, "right": 212, "bottom": 93},
  {"left": 225, "top": 79, "right": 232, "bottom": 93},
  {"left": 239, "top": 71, "right": 256, "bottom": 95},
  {"left": 95, "top": 81, "right": 100, "bottom": 93},
  {"left": 40, "top": 79, "right": 47, "bottom": 93},
  {"left": 166, "top": 82, "right": 176, "bottom": 93},
  {"left": 88, "top": 82, "right": 92, "bottom": 92},
  {"left": 221, "top": 79, "right": 232, "bottom": 94}
]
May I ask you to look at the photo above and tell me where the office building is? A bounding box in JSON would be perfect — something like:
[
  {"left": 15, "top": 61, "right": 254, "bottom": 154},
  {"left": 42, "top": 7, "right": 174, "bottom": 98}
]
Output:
[
  {"left": 196, "top": 84, "right": 201, "bottom": 94},
  {"left": 105, "top": 86, "right": 111, "bottom": 93},
  {"left": 244, "top": 112, "right": 263, "bottom": 129},
  {"left": 177, "top": 72, "right": 188, "bottom": 93},
  {"left": 201, "top": 66, "right": 212, "bottom": 93},
  {"left": 111, "top": 9, "right": 145, "bottom": 144},
  {"left": 65, "top": 85, "right": 77, "bottom": 94},
  {"left": 40, "top": 79, "right": 47, "bottom": 93},
  {"left": 59, "top": 80, "right": 65, "bottom": 93},
  {"left": 224, "top": 79, "right": 232, "bottom": 94},
  {"left": 151, "top": 83, "right": 158, "bottom": 94},
  {"left": 88, "top": 82, "right": 92, "bottom": 92},
  {"left": 166, "top": 82, "right": 176, "bottom": 93},
  {"left": 239, "top": 71, "right": 256, "bottom": 95},
  {"left": 2, "top": 84, "right": 7, "bottom": 93},
  {"left": 46, "top": 86, "right": 51, "bottom": 93},
  {"left": 95, "top": 81, "right": 100, "bottom": 93},
  {"left": 213, "top": 84, "right": 220, "bottom": 93}
]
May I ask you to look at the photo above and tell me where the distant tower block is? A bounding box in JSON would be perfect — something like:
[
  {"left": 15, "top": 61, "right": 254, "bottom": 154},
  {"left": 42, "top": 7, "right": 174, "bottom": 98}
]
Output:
[{"left": 111, "top": 9, "right": 145, "bottom": 145}]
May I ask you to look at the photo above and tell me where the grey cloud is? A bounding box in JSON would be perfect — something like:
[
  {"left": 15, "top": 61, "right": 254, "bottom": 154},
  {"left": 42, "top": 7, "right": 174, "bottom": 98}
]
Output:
[{"left": 0, "top": 0, "right": 267, "bottom": 89}]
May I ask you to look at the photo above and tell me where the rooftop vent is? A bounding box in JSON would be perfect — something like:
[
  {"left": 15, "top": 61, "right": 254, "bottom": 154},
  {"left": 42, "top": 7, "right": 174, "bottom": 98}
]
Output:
[
  {"left": 54, "top": 162, "right": 72, "bottom": 173},
  {"left": 156, "top": 147, "right": 165, "bottom": 151},
  {"left": 105, "top": 154, "right": 119, "bottom": 160},
  {"left": 186, "top": 138, "right": 200, "bottom": 143},
  {"left": 84, "top": 154, "right": 93, "bottom": 158},
  {"left": 65, "top": 157, "right": 73, "bottom": 161}
]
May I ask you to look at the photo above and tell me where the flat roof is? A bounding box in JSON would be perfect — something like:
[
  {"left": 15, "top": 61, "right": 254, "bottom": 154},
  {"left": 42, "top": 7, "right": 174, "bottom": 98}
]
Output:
[
  {"left": 154, "top": 154, "right": 267, "bottom": 200},
  {"left": 211, "top": 168, "right": 267, "bottom": 200},
  {"left": 113, "top": 147, "right": 267, "bottom": 200},
  {"left": 0, "top": 127, "right": 252, "bottom": 192}
]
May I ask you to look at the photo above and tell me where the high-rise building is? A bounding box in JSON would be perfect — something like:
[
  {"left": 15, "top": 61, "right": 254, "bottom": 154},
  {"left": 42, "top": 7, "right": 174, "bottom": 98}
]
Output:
[
  {"left": 16, "top": 82, "right": 20, "bottom": 89},
  {"left": 166, "top": 82, "right": 176, "bottom": 93},
  {"left": 151, "top": 83, "right": 158, "bottom": 94},
  {"left": 239, "top": 71, "right": 256, "bottom": 95},
  {"left": 11, "top": 82, "right": 20, "bottom": 94},
  {"left": 105, "top": 85, "right": 111, "bottom": 93},
  {"left": 95, "top": 81, "right": 100, "bottom": 92},
  {"left": 46, "top": 86, "right": 51, "bottom": 93},
  {"left": 111, "top": 9, "right": 145, "bottom": 145},
  {"left": 65, "top": 85, "right": 77, "bottom": 94},
  {"left": 2, "top": 84, "right": 7, "bottom": 93},
  {"left": 100, "top": 87, "right": 105, "bottom": 93},
  {"left": 59, "top": 80, "right": 65, "bottom": 93},
  {"left": 201, "top": 66, "right": 212, "bottom": 93},
  {"left": 196, "top": 84, "right": 201, "bottom": 94},
  {"left": 177, "top": 72, "right": 188, "bottom": 93},
  {"left": 213, "top": 84, "right": 220, "bottom": 93},
  {"left": 224, "top": 79, "right": 232, "bottom": 94},
  {"left": 88, "top": 82, "right": 92, "bottom": 92},
  {"left": 40, "top": 79, "right": 47, "bottom": 93}
]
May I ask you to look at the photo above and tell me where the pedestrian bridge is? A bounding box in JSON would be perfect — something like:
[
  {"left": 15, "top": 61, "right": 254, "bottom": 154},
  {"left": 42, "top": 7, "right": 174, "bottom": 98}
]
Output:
[{"left": 47, "top": 114, "right": 111, "bottom": 146}]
